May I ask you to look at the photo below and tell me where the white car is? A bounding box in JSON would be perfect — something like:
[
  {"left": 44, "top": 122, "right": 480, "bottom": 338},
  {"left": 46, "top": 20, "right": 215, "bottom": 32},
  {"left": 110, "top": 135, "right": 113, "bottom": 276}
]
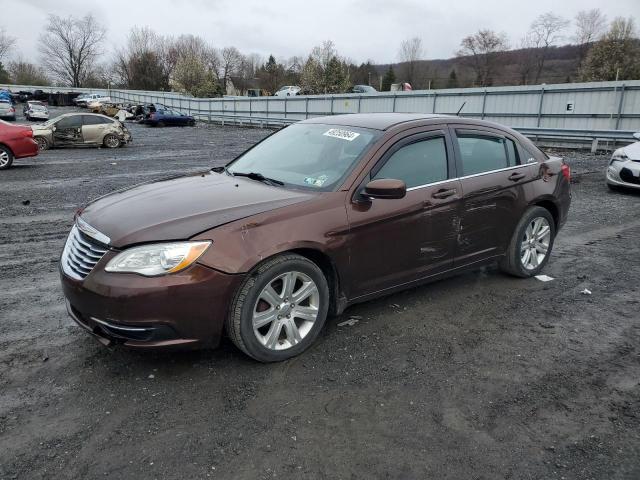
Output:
[
  {"left": 606, "top": 132, "right": 640, "bottom": 191},
  {"left": 274, "top": 86, "right": 301, "bottom": 97},
  {"left": 74, "top": 94, "right": 111, "bottom": 107},
  {"left": 24, "top": 101, "right": 49, "bottom": 121}
]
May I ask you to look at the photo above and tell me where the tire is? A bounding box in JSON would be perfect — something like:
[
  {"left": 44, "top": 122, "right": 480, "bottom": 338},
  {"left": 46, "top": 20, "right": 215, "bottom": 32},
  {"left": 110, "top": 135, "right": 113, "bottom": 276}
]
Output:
[
  {"left": 500, "top": 206, "right": 556, "bottom": 278},
  {"left": 34, "top": 136, "right": 49, "bottom": 151},
  {"left": 156, "top": 121, "right": 166, "bottom": 128},
  {"left": 188, "top": 119, "right": 195, "bottom": 127},
  {"left": 226, "top": 253, "right": 330, "bottom": 362},
  {"left": 102, "top": 134, "right": 121, "bottom": 149},
  {"left": 0, "top": 145, "right": 14, "bottom": 170},
  {"left": 607, "top": 183, "right": 623, "bottom": 192}
]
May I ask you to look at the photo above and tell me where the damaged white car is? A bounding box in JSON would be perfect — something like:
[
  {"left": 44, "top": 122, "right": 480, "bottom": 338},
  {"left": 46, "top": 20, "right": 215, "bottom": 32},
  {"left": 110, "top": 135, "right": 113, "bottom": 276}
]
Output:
[{"left": 607, "top": 132, "right": 640, "bottom": 191}]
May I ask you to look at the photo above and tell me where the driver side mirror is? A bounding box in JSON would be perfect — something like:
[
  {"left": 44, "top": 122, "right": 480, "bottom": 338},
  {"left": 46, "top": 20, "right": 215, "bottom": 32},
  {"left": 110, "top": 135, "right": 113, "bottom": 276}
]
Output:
[
  {"left": 633, "top": 132, "right": 640, "bottom": 141},
  {"left": 363, "top": 178, "right": 407, "bottom": 200}
]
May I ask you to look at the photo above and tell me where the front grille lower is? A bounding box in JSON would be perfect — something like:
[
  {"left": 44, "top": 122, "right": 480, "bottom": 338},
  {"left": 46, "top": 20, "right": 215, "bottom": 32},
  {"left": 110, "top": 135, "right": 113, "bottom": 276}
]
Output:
[
  {"left": 61, "top": 225, "right": 109, "bottom": 280},
  {"left": 619, "top": 167, "right": 640, "bottom": 185}
]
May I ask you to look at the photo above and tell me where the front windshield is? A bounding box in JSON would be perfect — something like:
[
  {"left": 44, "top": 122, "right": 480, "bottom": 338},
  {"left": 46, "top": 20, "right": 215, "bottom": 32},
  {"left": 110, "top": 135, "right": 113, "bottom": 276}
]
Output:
[{"left": 227, "top": 123, "right": 380, "bottom": 191}]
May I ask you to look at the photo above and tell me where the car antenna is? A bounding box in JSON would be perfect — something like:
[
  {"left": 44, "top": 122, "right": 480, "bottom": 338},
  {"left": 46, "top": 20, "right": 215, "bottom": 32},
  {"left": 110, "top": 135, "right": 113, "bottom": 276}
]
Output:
[{"left": 456, "top": 101, "right": 466, "bottom": 116}]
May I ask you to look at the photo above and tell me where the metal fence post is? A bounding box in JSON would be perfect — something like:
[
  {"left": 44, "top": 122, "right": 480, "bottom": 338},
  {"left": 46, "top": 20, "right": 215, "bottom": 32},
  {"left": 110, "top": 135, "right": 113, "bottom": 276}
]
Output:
[
  {"left": 481, "top": 89, "right": 488, "bottom": 119},
  {"left": 305, "top": 97, "right": 309, "bottom": 119},
  {"left": 330, "top": 96, "right": 334, "bottom": 115},
  {"left": 284, "top": 96, "right": 288, "bottom": 120},
  {"left": 432, "top": 93, "right": 437, "bottom": 114},
  {"left": 208, "top": 100, "right": 212, "bottom": 122},
  {"left": 615, "top": 84, "right": 626, "bottom": 130},
  {"left": 536, "top": 87, "right": 545, "bottom": 127},
  {"left": 249, "top": 98, "right": 252, "bottom": 118},
  {"left": 392, "top": 94, "right": 396, "bottom": 112},
  {"left": 266, "top": 98, "right": 269, "bottom": 118},
  {"left": 357, "top": 95, "right": 361, "bottom": 113}
]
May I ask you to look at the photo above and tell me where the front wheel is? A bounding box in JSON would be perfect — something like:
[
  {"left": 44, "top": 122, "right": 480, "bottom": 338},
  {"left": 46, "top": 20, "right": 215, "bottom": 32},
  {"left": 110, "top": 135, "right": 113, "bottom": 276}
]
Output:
[
  {"left": 0, "top": 145, "right": 14, "bottom": 170},
  {"left": 500, "top": 206, "right": 555, "bottom": 278},
  {"left": 35, "top": 136, "right": 49, "bottom": 151},
  {"left": 102, "top": 134, "right": 121, "bottom": 149},
  {"left": 226, "top": 254, "right": 329, "bottom": 362}
]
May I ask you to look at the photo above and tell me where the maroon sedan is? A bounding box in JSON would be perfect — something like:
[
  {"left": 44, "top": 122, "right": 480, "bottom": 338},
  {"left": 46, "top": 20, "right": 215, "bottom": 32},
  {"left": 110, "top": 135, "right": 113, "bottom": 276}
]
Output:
[
  {"left": 60, "top": 114, "right": 571, "bottom": 362},
  {"left": 0, "top": 120, "right": 39, "bottom": 169}
]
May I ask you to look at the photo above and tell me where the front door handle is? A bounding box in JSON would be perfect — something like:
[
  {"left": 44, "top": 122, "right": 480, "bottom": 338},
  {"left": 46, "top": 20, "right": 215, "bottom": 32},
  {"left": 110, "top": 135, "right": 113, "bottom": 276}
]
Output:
[
  {"left": 508, "top": 172, "right": 526, "bottom": 181},
  {"left": 431, "top": 188, "right": 457, "bottom": 199}
]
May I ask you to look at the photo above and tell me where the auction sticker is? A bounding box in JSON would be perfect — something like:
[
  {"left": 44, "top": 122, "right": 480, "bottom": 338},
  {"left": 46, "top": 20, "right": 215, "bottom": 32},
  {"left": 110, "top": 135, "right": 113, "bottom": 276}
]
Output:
[{"left": 323, "top": 128, "right": 360, "bottom": 141}]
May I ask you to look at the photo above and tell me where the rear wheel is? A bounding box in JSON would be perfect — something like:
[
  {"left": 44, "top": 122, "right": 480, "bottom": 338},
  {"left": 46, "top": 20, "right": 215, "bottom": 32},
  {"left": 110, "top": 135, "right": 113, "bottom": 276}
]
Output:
[
  {"left": 500, "top": 206, "right": 555, "bottom": 278},
  {"left": 103, "top": 134, "right": 120, "bottom": 149},
  {"left": 0, "top": 145, "right": 14, "bottom": 170},
  {"left": 226, "top": 254, "right": 329, "bottom": 362}
]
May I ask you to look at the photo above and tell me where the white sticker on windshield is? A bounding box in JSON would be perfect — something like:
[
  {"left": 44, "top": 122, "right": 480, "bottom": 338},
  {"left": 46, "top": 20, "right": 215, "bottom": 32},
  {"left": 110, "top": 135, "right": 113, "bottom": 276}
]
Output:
[{"left": 323, "top": 128, "right": 360, "bottom": 141}]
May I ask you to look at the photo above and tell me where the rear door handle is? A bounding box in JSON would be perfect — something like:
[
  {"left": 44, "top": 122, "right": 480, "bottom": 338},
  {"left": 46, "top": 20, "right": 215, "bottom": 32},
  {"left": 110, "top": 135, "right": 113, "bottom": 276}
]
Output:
[
  {"left": 431, "top": 188, "right": 457, "bottom": 199},
  {"left": 508, "top": 172, "right": 526, "bottom": 181}
]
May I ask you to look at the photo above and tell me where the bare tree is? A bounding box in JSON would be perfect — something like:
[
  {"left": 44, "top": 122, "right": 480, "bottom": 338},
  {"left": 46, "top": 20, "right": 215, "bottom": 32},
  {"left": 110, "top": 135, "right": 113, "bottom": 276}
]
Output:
[
  {"left": 9, "top": 59, "right": 50, "bottom": 85},
  {"left": 218, "top": 47, "right": 242, "bottom": 92},
  {"left": 0, "top": 27, "right": 15, "bottom": 61},
  {"left": 573, "top": 9, "right": 607, "bottom": 68},
  {"left": 456, "top": 30, "right": 509, "bottom": 86},
  {"left": 38, "top": 14, "right": 106, "bottom": 87},
  {"left": 397, "top": 37, "right": 424, "bottom": 86},
  {"left": 529, "top": 12, "right": 570, "bottom": 83}
]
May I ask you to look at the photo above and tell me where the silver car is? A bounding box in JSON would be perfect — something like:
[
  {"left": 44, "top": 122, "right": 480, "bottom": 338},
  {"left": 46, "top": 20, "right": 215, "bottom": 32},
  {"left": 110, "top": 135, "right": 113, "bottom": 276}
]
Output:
[
  {"left": 0, "top": 100, "right": 16, "bottom": 120},
  {"left": 606, "top": 132, "right": 640, "bottom": 191},
  {"left": 24, "top": 101, "right": 49, "bottom": 121},
  {"left": 31, "top": 112, "right": 132, "bottom": 150}
]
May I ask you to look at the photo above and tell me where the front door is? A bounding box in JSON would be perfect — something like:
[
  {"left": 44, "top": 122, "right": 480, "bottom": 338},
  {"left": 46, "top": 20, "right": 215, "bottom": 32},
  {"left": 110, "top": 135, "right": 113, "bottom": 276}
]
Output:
[
  {"left": 53, "top": 115, "right": 83, "bottom": 146},
  {"left": 346, "top": 129, "right": 461, "bottom": 299},
  {"left": 452, "top": 128, "right": 534, "bottom": 266}
]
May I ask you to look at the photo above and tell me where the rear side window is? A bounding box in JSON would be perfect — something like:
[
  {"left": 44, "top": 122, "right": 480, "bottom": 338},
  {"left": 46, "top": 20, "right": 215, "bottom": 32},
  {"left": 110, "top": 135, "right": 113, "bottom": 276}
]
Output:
[
  {"left": 457, "top": 134, "right": 508, "bottom": 176},
  {"left": 374, "top": 136, "right": 448, "bottom": 188},
  {"left": 506, "top": 139, "right": 520, "bottom": 166}
]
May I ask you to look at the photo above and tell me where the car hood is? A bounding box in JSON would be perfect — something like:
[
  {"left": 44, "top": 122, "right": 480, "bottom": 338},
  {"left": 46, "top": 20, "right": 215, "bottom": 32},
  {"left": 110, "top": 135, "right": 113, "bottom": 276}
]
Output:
[
  {"left": 31, "top": 124, "right": 52, "bottom": 133},
  {"left": 622, "top": 141, "right": 640, "bottom": 160},
  {"left": 79, "top": 171, "right": 315, "bottom": 248}
]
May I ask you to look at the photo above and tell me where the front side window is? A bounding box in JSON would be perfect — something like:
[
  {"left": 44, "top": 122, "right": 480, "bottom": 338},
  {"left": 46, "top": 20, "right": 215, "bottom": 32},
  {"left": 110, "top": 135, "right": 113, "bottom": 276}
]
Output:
[
  {"left": 228, "top": 123, "right": 380, "bottom": 191},
  {"left": 83, "top": 115, "right": 111, "bottom": 125},
  {"left": 373, "top": 136, "right": 448, "bottom": 188},
  {"left": 56, "top": 116, "right": 82, "bottom": 128},
  {"left": 457, "top": 134, "right": 509, "bottom": 176}
]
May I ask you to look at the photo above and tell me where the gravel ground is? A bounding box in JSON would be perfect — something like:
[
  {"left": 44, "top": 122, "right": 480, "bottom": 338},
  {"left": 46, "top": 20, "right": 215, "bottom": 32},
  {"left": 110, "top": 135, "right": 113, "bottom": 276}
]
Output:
[{"left": 1, "top": 107, "right": 639, "bottom": 480}]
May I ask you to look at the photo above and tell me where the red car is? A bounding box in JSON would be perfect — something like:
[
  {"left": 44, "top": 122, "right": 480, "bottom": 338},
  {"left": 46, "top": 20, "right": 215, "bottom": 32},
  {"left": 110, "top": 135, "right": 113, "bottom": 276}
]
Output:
[{"left": 0, "top": 120, "right": 39, "bottom": 169}]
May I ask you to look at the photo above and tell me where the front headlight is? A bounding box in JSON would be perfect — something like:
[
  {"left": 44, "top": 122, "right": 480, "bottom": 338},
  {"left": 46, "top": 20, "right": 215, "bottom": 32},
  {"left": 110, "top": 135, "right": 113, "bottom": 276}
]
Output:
[
  {"left": 105, "top": 241, "right": 211, "bottom": 276},
  {"left": 610, "top": 149, "right": 628, "bottom": 164}
]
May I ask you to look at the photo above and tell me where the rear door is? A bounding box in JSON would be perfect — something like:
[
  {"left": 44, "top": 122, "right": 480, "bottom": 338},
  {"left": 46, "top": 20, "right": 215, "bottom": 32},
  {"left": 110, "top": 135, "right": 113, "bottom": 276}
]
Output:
[
  {"left": 451, "top": 126, "right": 535, "bottom": 266},
  {"left": 346, "top": 128, "right": 461, "bottom": 298},
  {"left": 53, "top": 116, "right": 83, "bottom": 145}
]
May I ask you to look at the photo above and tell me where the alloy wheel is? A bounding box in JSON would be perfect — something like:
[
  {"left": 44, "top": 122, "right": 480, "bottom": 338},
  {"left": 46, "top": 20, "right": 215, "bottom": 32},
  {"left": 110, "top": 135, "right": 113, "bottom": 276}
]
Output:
[
  {"left": 252, "top": 271, "right": 320, "bottom": 350},
  {"left": 520, "top": 217, "right": 551, "bottom": 270},
  {"left": 35, "top": 137, "right": 47, "bottom": 150},
  {"left": 0, "top": 150, "right": 9, "bottom": 167},
  {"left": 104, "top": 135, "right": 120, "bottom": 148}
]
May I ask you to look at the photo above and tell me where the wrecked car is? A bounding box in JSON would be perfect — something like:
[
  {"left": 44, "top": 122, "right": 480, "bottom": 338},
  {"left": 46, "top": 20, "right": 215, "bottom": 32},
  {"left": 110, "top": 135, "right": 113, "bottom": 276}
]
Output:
[
  {"left": 23, "top": 101, "right": 49, "bottom": 121},
  {"left": 141, "top": 104, "right": 196, "bottom": 127},
  {"left": 60, "top": 113, "right": 571, "bottom": 362},
  {"left": 606, "top": 132, "right": 640, "bottom": 191},
  {"left": 31, "top": 113, "right": 132, "bottom": 150},
  {"left": 0, "top": 119, "right": 39, "bottom": 169}
]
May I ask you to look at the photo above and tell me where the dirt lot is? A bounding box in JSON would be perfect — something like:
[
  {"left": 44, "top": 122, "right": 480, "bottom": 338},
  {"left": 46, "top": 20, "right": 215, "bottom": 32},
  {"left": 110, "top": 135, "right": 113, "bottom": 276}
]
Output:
[{"left": 1, "top": 107, "right": 639, "bottom": 480}]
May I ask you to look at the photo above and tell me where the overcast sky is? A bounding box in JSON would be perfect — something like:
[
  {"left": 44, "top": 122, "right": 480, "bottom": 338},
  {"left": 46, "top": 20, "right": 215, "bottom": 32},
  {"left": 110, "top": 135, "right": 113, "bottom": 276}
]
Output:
[{"left": 3, "top": 0, "right": 638, "bottom": 64}]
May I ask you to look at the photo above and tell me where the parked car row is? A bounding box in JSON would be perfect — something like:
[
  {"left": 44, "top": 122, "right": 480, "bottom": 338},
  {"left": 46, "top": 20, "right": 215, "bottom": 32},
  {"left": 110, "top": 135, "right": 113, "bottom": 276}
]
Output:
[{"left": 272, "top": 85, "right": 382, "bottom": 97}]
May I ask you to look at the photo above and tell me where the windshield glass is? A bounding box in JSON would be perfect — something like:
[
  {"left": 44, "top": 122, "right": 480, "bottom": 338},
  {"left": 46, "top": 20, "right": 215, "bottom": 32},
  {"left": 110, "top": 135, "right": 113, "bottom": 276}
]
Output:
[{"left": 227, "top": 123, "right": 380, "bottom": 191}]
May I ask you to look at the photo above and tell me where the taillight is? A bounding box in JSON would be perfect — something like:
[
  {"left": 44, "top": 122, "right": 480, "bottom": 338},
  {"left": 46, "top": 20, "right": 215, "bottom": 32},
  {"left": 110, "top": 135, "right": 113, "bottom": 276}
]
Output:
[
  {"left": 561, "top": 164, "right": 570, "bottom": 181},
  {"left": 10, "top": 107, "right": 15, "bottom": 112}
]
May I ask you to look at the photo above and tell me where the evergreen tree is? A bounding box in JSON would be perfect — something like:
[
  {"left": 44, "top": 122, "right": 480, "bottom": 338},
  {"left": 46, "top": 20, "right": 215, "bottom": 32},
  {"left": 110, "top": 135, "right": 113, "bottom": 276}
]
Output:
[
  {"left": 447, "top": 69, "right": 458, "bottom": 88},
  {"left": 381, "top": 66, "right": 396, "bottom": 91}
]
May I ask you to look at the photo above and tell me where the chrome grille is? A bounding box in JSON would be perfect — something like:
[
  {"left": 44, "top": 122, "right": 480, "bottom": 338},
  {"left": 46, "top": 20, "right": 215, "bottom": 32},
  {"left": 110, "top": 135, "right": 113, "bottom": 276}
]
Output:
[{"left": 61, "top": 225, "right": 109, "bottom": 280}]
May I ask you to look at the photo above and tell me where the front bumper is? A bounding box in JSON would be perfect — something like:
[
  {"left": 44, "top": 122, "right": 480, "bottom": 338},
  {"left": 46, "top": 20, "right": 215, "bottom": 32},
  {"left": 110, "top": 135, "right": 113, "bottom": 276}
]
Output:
[
  {"left": 60, "top": 257, "right": 244, "bottom": 350},
  {"left": 607, "top": 160, "right": 640, "bottom": 190}
]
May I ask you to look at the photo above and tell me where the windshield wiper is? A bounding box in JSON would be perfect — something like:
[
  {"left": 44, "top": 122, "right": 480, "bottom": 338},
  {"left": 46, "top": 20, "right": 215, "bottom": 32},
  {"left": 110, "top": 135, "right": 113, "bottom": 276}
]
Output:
[{"left": 230, "top": 171, "right": 284, "bottom": 186}]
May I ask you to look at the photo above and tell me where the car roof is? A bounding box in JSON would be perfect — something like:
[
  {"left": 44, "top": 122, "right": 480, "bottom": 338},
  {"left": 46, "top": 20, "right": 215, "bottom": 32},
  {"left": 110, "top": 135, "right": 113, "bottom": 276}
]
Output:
[
  {"left": 301, "top": 113, "right": 453, "bottom": 130},
  {"left": 57, "top": 112, "right": 113, "bottom": 119}
]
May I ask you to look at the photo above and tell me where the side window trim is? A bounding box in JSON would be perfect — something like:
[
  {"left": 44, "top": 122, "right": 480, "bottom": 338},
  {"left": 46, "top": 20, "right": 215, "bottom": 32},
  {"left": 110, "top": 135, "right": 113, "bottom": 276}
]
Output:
[{"left": 451, "top": 127, "right": 514, "bottom": 177}]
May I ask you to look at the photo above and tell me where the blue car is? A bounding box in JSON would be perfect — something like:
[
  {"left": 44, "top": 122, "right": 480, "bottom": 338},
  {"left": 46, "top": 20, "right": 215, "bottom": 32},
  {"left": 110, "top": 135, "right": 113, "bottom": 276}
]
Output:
[{"left": 142, "top": 104, "right": 196, "bottom": 127}]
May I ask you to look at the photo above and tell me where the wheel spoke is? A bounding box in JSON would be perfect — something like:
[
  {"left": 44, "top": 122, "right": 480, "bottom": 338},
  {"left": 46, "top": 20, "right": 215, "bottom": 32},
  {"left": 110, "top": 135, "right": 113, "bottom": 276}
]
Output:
[
  {"left": 280, "top": 272, "right": 296, "bottom": 299},
  {"left": 522, "top": 248, "right": 531, "bottom": 266},
  {"left": 260, "top": 284, "right": 282, "bottom": 307},
  {"left": 264, "top": 321, "right": 283, "bottom": 349},
  {"left": 253, "top": 309, "right": 277, "bottom": 329},
  {"left": 292, "top": 281, "right": 317, "bottom": 304},
  {"left": 536, "top": 225, "right": 550, "bottom": 241},
  {"left": 293, "top": 305, "right": 318, "bottom": 322},
  {"left": 530, "top": 247, "right": 539, "bottom": 267},
  {"left": 283, "top": 319, "right": 302, "bottom": 345},
  {"left": 535, "top": 242, "right": 548, "bottom": 254},
  {"left": 532, "top": 218, "right": 542, "bottom": 236}
]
